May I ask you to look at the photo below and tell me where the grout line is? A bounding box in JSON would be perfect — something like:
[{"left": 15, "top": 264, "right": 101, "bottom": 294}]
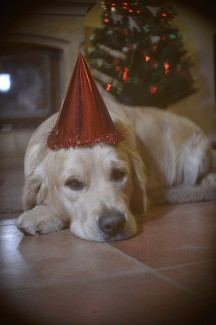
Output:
[
  {"left": 157, "top": 258, "right": 216, "bottom": 271},
  {"left": 107, "top": 244, "right": 205, "bottom": 300}
]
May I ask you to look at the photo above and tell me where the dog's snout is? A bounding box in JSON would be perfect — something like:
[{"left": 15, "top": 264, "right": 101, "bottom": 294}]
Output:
[{"left": 98, "top": 211, "right": 126, "bottom": 237}]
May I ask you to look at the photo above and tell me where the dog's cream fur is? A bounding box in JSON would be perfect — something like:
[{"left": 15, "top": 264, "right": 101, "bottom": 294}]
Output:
[{"left": 17, "top": 93, "right": 216, "bottom": 241}]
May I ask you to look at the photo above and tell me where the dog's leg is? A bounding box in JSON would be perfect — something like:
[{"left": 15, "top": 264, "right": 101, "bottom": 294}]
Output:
[
  {"left": 198, "top": 149, "right": 216, "bottom": 186},
  {"left": 201, "top": 173, "right": 216, "bottom": 186},
  {"left": 17, "top": 205, "right": 67, "bottom": 235},
  {"left": 148, "top": 184, "right": 216, "bottom": 205},
  {"left": 182, "top": 137, "right": 214, "bottom": 185}
]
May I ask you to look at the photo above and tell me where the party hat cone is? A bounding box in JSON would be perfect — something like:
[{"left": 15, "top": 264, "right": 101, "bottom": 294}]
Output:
[{"left": 47, "top": 52, "right": 125, "bottom": 150}]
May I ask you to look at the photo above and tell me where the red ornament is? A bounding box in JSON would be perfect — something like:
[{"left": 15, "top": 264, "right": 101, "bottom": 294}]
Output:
[
  {"left": 122, "top": 66, "right": 129, "bottom": 81},
  {"left": 164, "top": 63, "right": 170, "bottom": 74},
  {"left": 150, "top": 86, "right": 158, "bottom": 94},
  {"left": 124, "top": 29, "right": 129, "bottom": 36},
  {"left": 106, "top": 83, "right": 112, "bottom": 91},
  {"left": 47, "top": 53, "right": 126, "bottom": 150}
]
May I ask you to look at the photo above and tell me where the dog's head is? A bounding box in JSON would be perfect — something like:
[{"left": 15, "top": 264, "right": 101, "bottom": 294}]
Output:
[
  {"left": 35, "top": 140, "right": 147, "bottom": 242},
  {"left": 24, "top": 99, "right": 147, "bottom": 242}
]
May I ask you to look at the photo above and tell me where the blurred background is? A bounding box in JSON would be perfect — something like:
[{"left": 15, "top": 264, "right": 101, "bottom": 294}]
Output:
[{"left": 0, "top": 0, "right": 215, "bottom": 167}]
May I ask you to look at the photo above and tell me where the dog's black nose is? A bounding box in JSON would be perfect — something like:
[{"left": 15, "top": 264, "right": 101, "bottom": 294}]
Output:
[{"left": 98, "top": 211, "right": 126, "bottom": 237}]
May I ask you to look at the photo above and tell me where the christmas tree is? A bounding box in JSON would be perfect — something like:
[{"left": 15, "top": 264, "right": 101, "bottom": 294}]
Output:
[{"left": 86, "top": 0, "right": 196, "bottom": 108}]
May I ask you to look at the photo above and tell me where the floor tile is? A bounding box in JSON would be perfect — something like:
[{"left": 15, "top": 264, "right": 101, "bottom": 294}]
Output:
[
  {"left": 1, "top": 273, "right": 212, "bottom": 325},
  {"left": 1, "top": 202, "right": 216, "bottom": 325},
  {"left": 110, "top": 202, "right": 216, "bottom": 268},
  {"left": 159, "top": 259, "right": 216, "bottom": 300},
  {"left": 0, "top": 225, "right": 146, "bottom": 291}
]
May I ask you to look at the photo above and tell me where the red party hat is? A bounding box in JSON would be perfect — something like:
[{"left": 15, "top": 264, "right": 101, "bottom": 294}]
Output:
[{"left": 47, "top": 52, "right": 126, "bottom": 150}]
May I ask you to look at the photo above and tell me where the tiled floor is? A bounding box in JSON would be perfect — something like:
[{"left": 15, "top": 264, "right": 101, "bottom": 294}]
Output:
[
  {"left": 0, "top": 156, "right": 215, "bottom": 324},
  {"left": 1, "top": 202, "right": 216, "bottom": 325}
]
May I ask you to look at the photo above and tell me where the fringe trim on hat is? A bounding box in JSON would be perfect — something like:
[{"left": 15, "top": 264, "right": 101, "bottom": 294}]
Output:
[{"left": 47, "top": 128, "right": 126, "bottom": 150}]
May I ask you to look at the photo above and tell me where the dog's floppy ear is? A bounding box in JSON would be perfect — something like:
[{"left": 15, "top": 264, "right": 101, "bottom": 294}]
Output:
[
  {"left": 22, "top": 151, "right": 55, "bottom": 211},
  {"left": 128, "top": 149, "right": 148, "bottom": 215},
  {"left": 22, "top": 163, "right": 48, "bottom": 211}
]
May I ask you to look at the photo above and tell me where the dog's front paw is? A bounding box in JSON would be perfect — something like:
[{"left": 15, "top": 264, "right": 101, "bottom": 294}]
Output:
[{"left": 16, "top": 205, "right": 66, "bottom": 235}]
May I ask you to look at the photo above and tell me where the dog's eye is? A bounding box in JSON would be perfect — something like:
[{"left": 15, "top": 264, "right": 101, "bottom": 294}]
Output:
[
  {"left": 65, "top": 179, "right": 84, "bottom": 191},
  {"left": 111, "top": 169, "right": 126, "bottom": 182}
]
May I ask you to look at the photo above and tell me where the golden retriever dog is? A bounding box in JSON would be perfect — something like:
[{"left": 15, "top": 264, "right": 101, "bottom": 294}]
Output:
[{"left": 17, "top": 93, "right": 216, "bottom": 241}]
